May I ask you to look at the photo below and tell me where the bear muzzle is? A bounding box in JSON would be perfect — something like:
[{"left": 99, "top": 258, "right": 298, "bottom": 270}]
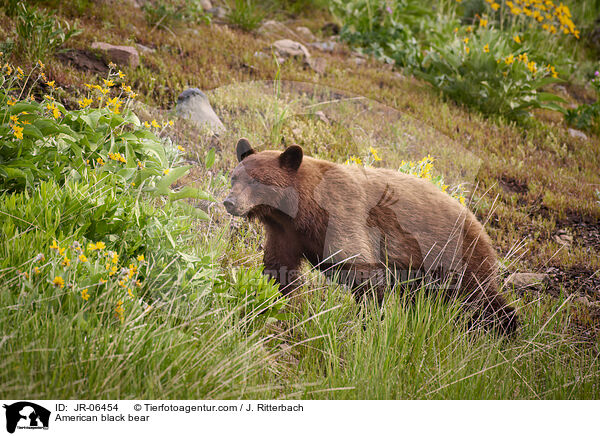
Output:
[{"left": 223, "top": 196, "right": 246, "bottom": 217}]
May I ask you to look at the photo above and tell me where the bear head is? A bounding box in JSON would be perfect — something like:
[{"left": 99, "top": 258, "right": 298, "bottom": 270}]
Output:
[{"left": 223, "top": 138, "right": 302, "bottom": 219}]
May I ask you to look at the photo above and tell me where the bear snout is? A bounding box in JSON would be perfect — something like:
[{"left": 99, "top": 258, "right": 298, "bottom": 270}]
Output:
[{"left": 223, "top": 197, "right": 236, "bottom": 214}]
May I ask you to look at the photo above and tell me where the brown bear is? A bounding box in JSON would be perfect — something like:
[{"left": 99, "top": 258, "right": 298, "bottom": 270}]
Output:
[{"left": 224, "top": 138, "right": 518, "bottom": 334}]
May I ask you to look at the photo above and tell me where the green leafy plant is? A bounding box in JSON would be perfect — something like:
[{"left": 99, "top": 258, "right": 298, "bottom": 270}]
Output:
[
  {"left": 142, "top": 0, "right": 210, "bottom": 30},
  {"left": 0, "top": 63, "right": 211, "bottom": 211},
  {"left": 11, "top": 1, "right": 80, "bottom": 60},
  {"left": 227, "top": 0, "right": 265, "bottom": 32},
  {"left": 418, "top": 28, "right": 565, "bottom": 123},
  {"left": 565, "top": 70, "right": 600, "bottom": 134},
  {"left": 331, "top": 0, "right": 435, "bottom": 67},
  {"left": 224, "top": 267, "right": 288, "bottom": 323}
]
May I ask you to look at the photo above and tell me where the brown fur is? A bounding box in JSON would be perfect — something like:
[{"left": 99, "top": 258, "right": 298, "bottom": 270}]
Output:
[{"left": 224, "top": 139, "right": 518, "bottom": 334}]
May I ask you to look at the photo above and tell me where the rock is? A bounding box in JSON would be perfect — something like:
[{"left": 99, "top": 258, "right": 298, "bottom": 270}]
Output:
[
  {"left": 200, "top": 0, "right": 212, "bottom": 10},
  {"left": 568, "top": 128, "right": 588, "bottom": 141},
  {"left": 272, "top": 39, "right": 311, "bottom": 60},
  {"left": 505, "top": 272, "right": 550, "bottom": 290},
  {"left": 207, "top": 6, "right": 227, "bottom": 19},
  {"left": 258, "top": 20, "right": 288, "bottom": 36},
  {"left": 268, "top": 39, "right": 325, "bottom": 74},
  {"left": 91, "top": 42, "right": 139, "bottom": 68},
  {"left": 309, "top": 41, "right": 338, "bottom": 53},
  {"left": 307, "top": 57, "right": 326, "bottom": 74},
  {"left": 136, "top": 43, "right": 155, "bottom": 54},
  {"left": 176, "top": 88, "right": 225, "bottom": 134},
  {"left": 352, "top": 56, "right": 366, "bottom": 65},
  {"left": 314, "top": 111, "right": 330, "bottom": 124},
  {"left": 554, "top": 229, "right": 573, "bottom": 246},
  {"left": 295, "top": 26, "right": 315, "bottom": 42},
  {"left": 554, "top": 85, "right": 567, "bottom": 94}
]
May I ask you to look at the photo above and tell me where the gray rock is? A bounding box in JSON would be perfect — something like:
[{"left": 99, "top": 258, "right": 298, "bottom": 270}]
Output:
[
  {"left": 136, "top": 43, "right": 155, "bottom": 54},
  {"left": 91, "top": 42, "right": 139, "bottom": 68},
  {"left": 554, "top": 229, "right": 573, "bottom": 246},
  {"left": 295, "top": 26, "right": 315, "bottom": 42},
  {"left": 505, "top": 272, "right": 550, "bottom": 290},
  {"left": 309, "top": 41, "right": 337, "bottom": 53},
  {"left": 176, "top": 88, "right": 225, "bottom": 134},
  {"left": 272, "top": 39, "right": 311, "bottom": 60},
  {"left": 207, "top": 6, "right": 227, "bottom": 19},
  {"left": 314, "top": 111, "right": 330, "bottom": 124},
  {"left": 307, "top": 57, "right": 326, "bottom": 74},
  {"left": 258, "top": 20, "right": 290, "bottom": 37},
  {"left": 568, "top": 128, "right": 588, "bottom": 141},
  {"left": 269, "top": 39, "right": 325, "bottom": 74},
  {"left": 200, "top": 0, "right": 212, "bottom": 10}
]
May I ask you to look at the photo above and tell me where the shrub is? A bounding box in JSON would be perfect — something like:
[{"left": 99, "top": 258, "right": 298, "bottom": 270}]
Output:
[
  {"left": 418, "top": 27, "right": 565, "bottom": 123},
  {"left": 227, "top": 0, "right": 265, "bottom": 32},
  {"left": 0, "top": 62, "right": 210, "bottom": 208},
  {"left": 10, "top": 1, "right": 80, "bottom": 60},
  {"left": 142, "top": 0, "right": 210, "bottom": 30},
  {"left": 565, "top": 70, "right": 600, "bottom": 134},
  {"left": 331, "top": 0, "right": 434, "bottom": 67}
]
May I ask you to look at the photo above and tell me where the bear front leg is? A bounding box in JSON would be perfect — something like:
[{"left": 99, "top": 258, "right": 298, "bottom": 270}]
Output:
[{"left": 262, "top": 235, "right": 303, "bottom": 296}]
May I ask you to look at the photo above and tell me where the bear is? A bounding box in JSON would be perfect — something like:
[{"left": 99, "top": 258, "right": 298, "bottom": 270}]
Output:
[{"left": 223, "top": 138, "right": 518, "bottom": 334}]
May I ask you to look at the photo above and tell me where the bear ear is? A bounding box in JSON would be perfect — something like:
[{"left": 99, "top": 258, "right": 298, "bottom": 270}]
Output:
[
  {"left": 236, "top": 138, "right": 255, "bottom": 162},
  {"left": 279, "top": 145, "right": 303, "bottom": 171}
]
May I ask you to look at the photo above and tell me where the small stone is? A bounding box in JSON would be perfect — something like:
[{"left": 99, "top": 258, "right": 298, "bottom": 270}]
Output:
[
  {"left": 568, "top": 128, "right": 588, "bottom": 141},
  {"left": 295, "top": 26, "right": 315, "bottom": 42},
  {"left": 207, "top": 6, "right": 227, "bottom": 19},
  {"left": 505, "top": 272, "right": 550, "bottom": 290},
  {"left": 91, "top": 42, "right": 139, "bottom": 68},
  {"left": 258, "top": 20, "right": 288, "bottom": 36},
  {"left": 307, "top": 57, "right": 326, "bottom": 74},
  {"left": 200, "top": 0, "right": 212, "bottom": 10},
  {"left": 176, "top": 88, "right": 225, "bottom": 134},
  {"left": 554, "top": 229, "right": 573, "bottom": 246},
  {"left": 314, "top": 111, "right": 330, "bottom": 125},
  {"left": 136, "top": 43, "right": 155, "bottom": 54},
  {"left": 309, "top": 41, "right": 337, "bottom": 53},
  {"left": 272, "top": 39, "right": 311, "bottom": 60},
  {"left": 352, "top": 57, "right": 366, "bottom": 65}
]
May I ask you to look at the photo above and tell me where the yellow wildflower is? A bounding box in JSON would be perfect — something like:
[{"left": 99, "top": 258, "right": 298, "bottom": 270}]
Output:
[
  {"left": 151, "top": 119, "right": 160, "bottom": 128},
  {"left": 490, "top": 2, "right": 500, "bottom": 11},
  {"left": 137, "top": 254, "right": 145, "bottom": 262},
  {"left": 177, "top": 145, "right": 185, "bottom": 152},
  {"left": 52, "top": 276, "right": 65, "bottom": 288},
  {"left": 480, "top": 18, "right": 488, "bottom": 27},
  {"left": 7, "top": 98, "right": 16, "bottom": 106},
  {"left": 79, "top": 254, "right": 88, "bottom": 263},
  {"left": 163, "top": 168, "right": 170, "bottom": 175},
  {"left": 46, "top": 80, "right": 55, "bottom": 89},
  {"left": 61, "top": 257, "right": 71, "bottom": 267},
  {"left": 513, "top": 35, "right": 522, "bottom": 43},
  {"left": 117, "top": 70, "right": 125, "bottom": 79},
  {"left": 483, "top": 44, "right": 490, "bottom": 53},
  {"left": 103, "top": 79, "right": 114, "bottom": 87},
  {"left": 78, "top": 97, "right": 93, "bottom": 108},
  {"left": 81, "top": 288, "right": 90, "bottom": 301},
  {"left": 12, "top": 124, "right": 23, "bottom": 140}
]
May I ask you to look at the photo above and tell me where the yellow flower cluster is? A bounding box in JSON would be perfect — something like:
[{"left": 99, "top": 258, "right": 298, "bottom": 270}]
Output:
[
  {"left": 484, "top": 0, "right": 579, "bottom": 38},
  {"left": 108, "top": 152, "right": 127, "bottom": 163}
]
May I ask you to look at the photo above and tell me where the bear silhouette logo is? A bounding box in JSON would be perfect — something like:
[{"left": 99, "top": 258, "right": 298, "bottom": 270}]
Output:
[{"left": 3, "top": 402, "right": 50, "bottom": 433}]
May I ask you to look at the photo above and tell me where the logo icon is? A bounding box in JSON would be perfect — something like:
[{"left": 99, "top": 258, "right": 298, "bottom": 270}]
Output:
[{"left": 3, "top": 402, "right": 50, "bottom": 434}]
